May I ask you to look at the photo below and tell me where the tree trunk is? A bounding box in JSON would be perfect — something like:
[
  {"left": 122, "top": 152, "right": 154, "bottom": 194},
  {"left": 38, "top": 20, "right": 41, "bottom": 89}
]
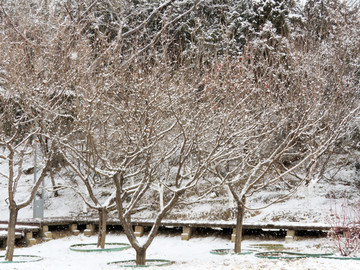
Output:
[
  {"left": 136, "top": 247, "right": 147, "bottom": 265},
  {"left": 159, "top": 183, "right": 164, "bottom": 210},
  {"left": 49, "top": 169, "right": 59, "bottom": 197},
  {"left": 234, "top": 197, "right": 245, "bottom": 254},
  {"left": 227, "top": 185, "right": 235, "bottom": 208},
  {"left": 97, "top": 209, "right": 107, "bottom": 249},
  {"left": 5, "top": 205, "right": 18, "bottom": 261}
]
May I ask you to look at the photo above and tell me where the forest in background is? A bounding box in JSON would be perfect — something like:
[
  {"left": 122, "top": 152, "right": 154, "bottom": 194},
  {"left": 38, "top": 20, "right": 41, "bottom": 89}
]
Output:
[{"left": 0, "top": 0, "right": 359, "bottom": 263}]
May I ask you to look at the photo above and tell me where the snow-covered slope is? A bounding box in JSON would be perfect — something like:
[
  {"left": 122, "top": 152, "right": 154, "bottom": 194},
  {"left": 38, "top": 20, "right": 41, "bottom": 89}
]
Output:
[{"left": 1, "top": 147, "right": 359, "bottom": 226}]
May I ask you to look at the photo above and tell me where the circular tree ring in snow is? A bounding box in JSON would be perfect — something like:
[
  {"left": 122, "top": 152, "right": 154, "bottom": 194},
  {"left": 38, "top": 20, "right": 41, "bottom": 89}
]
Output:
[
  {"left": 0, "top": 255, "right": 43, "bottom": 263},
  {"left": 69, "top": 242, "right": 131, "bottom": 252},
  {"left": 210, "top": 248, "right": 254, "bottom": 255},
  {"left": 250, "top": 244, "right": 285, "bottom": 251},
  {"left": 322, "top": 256, "right": 360, "bottom": 260},
  {"left": 255, "top": 251, "right": 333, "bottom": 260},
  {"left": 107, "top": 259, "right": 173, "bottom": 267}
]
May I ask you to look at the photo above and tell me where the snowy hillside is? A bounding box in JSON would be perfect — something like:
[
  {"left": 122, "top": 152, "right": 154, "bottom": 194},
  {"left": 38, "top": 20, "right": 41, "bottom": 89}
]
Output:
[{"left": 1, "top": 147, "right": 359, "bottom": 226}]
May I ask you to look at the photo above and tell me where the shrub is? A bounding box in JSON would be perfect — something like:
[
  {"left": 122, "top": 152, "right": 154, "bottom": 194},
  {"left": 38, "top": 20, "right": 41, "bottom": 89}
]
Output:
[{"left": 327, "top": 192, "right": 360, "bottom": 257}]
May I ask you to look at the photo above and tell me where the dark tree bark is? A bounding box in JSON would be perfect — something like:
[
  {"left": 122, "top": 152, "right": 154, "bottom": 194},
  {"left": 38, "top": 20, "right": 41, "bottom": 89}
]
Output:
[
  {"left": 135, "top": 247, "right": 147, "bottom": 266},
  {"left": 234, "top": 196, "right": 245, "bottom": 253},
  {"left": 5, "top": 204, "right": 18, "bottom": 261},
  {"left": 4, "top": 155, "right": 51, "bottom": 262},
  {"left": 49, "top": 169, "right": 59, "bottom": 197},
  {"left": 228, "top": 184, "right": 246, "bottom": 254},
  {"left": 97, "top": 208, "right": 107, "bottom": 249},
  {"left": 113, "top": 172, "right": 185, "bottom": 266}
]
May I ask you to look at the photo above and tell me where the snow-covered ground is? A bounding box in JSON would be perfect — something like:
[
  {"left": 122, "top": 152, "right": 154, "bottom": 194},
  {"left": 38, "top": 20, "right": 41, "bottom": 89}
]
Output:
[
  {"left": 1, "top": 233, "right": 360, "bottom": 270},
  {"left": 1, "top": 147, "right": 360, "bottom": 269}
]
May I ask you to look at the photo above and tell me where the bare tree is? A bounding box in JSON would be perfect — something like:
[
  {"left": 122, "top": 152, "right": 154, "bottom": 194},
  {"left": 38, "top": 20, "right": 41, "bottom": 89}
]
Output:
[
  {"left": 0, "top": 129, "right": 52, "bottom": 261},
  {"left": 56, "top": 54, "right": 239, "bottom": 264},
  {"left": 109, "top": 69, "right": 225, "bottom": 265},
  {"left": 58, "top": 144, "right": 117, "bottom": 249},
  {"left": 0, "top": 81, "right": 55, "bottom": 261},
  {"left": 0, "top": 0, "right": 225, "bottom": 263},
  {"left": 201, "top": 16, "right": 359, "bottom": 252},
  {"left": 0, "top": 0, "right": 84, "bottom": 260},
  {"left": 37, "top": 0, "right": 237, "bottom": 263},
  {"left": 56, "top": 95, "right": 118, "bottom": 249}
]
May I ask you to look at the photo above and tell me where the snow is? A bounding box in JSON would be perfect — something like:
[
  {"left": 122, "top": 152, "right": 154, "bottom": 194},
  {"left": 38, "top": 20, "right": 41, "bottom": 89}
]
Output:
[
  {"left": 1, "top": 146, "right": 359, "bottom": 227},
  {"left": 1, "top": 139, "right": 358, "bottom": 269},
  {"left": 1, "top": 136, "right": 360, "bottom": 269},
  {"left": 0, "top": 153, "right": 84, "bottom": 220},
  {"left": 0, "top": 224, "right": 39, "bottom": 230},
  {"left": 0, "top": 231, "right": 21, "bottom": 238},
  {"left": 1, "top": 234, "right": 360, "bottom": 270}
]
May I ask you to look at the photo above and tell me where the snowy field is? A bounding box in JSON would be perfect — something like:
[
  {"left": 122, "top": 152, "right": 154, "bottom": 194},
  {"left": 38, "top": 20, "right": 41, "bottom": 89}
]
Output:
[{"left": 1, "top": 233, "right": 360, "bottom": 270}]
